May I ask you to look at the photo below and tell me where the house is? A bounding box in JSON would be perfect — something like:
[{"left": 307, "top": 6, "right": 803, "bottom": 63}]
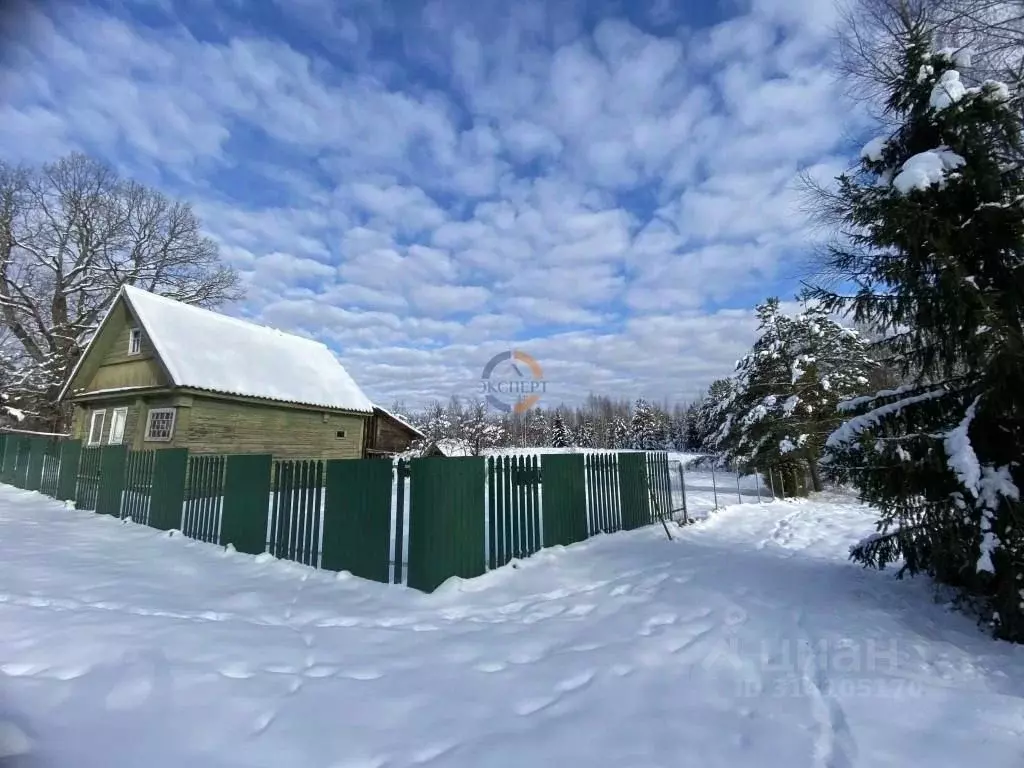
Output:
[
  {"left": 365, "top": 406, "right": 425, "bottom": 458},
  {"left": 60, "top": 285, "right": 414, "bottom": 459}
]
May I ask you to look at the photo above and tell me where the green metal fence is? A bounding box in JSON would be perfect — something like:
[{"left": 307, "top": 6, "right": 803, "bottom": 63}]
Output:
[
  {"left": 540, "top": 453, "right": 588, "bottom": 549},
  {"left": 122, "top": 450, "right": 157, "bottom": 524},
  {"left": 39, "top": 439, "right": 62, "bottom": 497},
  {"left": 269, "top": 459, "right": 324, "bottom": 566},
  {"left": 75, "top": 446, "right": 102, "bottom": 511},
  {"left": 408, "top": 456, "right": 487, "bottom": 593},
  {"left": 585, "top": 452, "right": 623, "bottom": 535},
  {"left": 487, "top": 455, "right": 542, "bottom": 568},
  {"left": 1, "top": 439, "right": 677, "bottom": 595},
  {"left": 321, "top": 458, "right": 395, "bottom": 583},
  {"left": 646, "top": 451, "right": 672, "bottom": 523},
  {"left": 12, "top": 438, "right": 31, "bottom": 489},
  {"left": 24, "top": 438, "right": 47, "bottom": 492},
  {"left": 182, "top": 454, "right": 227, "bottom": 543}
]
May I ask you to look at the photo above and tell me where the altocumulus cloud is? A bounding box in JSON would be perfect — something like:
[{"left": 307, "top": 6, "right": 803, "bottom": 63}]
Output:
[{"left": 0, "top": 0, "right": 868, "bottom": 408}]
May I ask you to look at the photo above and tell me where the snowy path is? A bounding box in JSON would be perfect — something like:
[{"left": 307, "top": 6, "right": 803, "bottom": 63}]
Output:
[{"left": 1, "top": 486, "right": 1023, "bottom": 767}]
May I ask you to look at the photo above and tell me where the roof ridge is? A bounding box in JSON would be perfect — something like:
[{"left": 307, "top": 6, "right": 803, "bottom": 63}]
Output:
[{"left": 121, "top": 285, "right": 332, "bottom": 350}]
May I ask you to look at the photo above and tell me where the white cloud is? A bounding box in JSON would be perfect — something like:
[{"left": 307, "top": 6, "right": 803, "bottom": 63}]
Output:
[{"left": 0, "top": 0, "right": 859, "bottom": 408}]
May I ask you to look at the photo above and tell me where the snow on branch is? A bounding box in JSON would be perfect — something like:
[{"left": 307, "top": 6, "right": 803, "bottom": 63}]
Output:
[
  {"left": 826, "top": 389, "right": 947, "bottom": 449},
  {"left": 893, "top": 148, "right": 966, "bottom": 193},
  {"left": 943, "top": 395, "right": 981, "bottom": 497}
]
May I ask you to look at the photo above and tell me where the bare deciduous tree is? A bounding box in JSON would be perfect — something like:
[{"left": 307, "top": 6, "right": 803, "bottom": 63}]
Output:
[
  {"left": 837, "top": 0, "right": 1024, "bottom": 113},
  {"left": 0, "top": 152, "right": 243, "bottom": 428}
]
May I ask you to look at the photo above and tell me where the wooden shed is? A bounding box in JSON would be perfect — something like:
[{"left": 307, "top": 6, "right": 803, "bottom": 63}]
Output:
[
  {"left": 364, "top": 407, "right": 425, "bottom": 458},
  {"left": 60, "top": 285, "right": 380, "bottom": 459}
]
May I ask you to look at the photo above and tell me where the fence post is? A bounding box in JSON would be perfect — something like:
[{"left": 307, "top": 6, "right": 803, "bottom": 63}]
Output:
[
  {"left": 710, "top": 461, "right": 719, "bottom": 509},
  {"left": 394, "top": 459, "right": 408, "bottom": 584},
  {"left": 55, "top": 440, "right": 82, "bottom": 501},
  {"left": 617, "top": 452, "right": 650, "bottom": 531},
  {"left": 768, "top": 468, "right": 777, "bottom": 500},
  {"left": 736, "top": 471, "right": 743, "bottom": 504},
  {"left": 754, "top": 468, "right": 762, "bottom": 503},
  {"left": 149, "top": 448, "right": 188, "bottom": 531},
  {"left": 95, "top": 444, "right": 129, "bottom": 516},
  {"left": 541, "top": 453, "right": 587, "bottom": 547},
  {"left": 407, "top": 457, "right": 486, "bottom": 593},
  {"left": 320, "top": 458, "right": 394, "bottom": 584},
  {"left": 24, "top": 437, "right": 47, "bottom": 492},
  {"left": 220, "top": 453, "right": 272, "bottom": 554},
  {"left": 676, "top": 462, "right": 689, "bottom": 523}
]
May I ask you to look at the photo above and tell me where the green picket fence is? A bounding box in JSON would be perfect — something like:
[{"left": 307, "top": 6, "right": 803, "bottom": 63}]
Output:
[
  {"left": 584, "top": 452, "right": 623, "bottom": 534},
  {"left": 268, "top": 459, "right": 324, "bottom": 567},
  {"left": 121, "top": 450, "right": 156, "bottom": 524},
  {"left": 0, "top": 437, "right": 671, "bottom": 596},
  {"left": 75, "top": 446, "right": 102, "bottom": 511},
  {"left": 39, "top": 440, "right": 62, "bottom": 497},
  {"left": 0, "top": 438, "right": 19, "bottom": 486},
  {"left": 487, "top": 455, "right": 542, "bottom": 569},
  {"left": 12, "top": 438, "right": 31, "bottom": 489},
  {"left": 182, "top": 454, "right": 227, "bottom": 543},
  {"left": 646, "top": 451, "right": 672, "bottom": 523}
]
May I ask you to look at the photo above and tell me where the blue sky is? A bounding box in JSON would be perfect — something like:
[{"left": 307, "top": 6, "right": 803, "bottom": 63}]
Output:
[{"left": 0, "top": 0, "right": 868, "bottom": 409}]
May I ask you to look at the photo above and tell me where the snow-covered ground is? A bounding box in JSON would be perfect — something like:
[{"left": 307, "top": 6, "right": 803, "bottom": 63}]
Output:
[{"left": 2, "top": 485, "right": 1023, "bottom": 767}]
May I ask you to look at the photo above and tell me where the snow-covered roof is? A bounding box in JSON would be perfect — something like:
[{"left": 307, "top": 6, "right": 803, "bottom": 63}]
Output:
[
  {"left": 65, "top": 286, "right": 373, "bottom": 413},
  {"left": 373, "top": 406, "right": 425, "bottom": 438}
]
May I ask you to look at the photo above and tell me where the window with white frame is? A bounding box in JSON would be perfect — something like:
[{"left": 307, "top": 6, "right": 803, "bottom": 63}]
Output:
[
  {"left": 108, "top": 407, "right": 128, "bottom": 445},
  {"left": 145, "top": 408, "right": 176, "bottom": 441},
  {"left": 128, "top": 327, "right": 142, "bottom": 355},
  {"left": 87, "top": 410, "right": 106, "bottom": 446}
]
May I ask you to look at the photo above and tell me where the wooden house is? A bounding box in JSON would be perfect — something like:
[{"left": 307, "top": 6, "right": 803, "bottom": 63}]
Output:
[
  {"left": 59, "top": 286, "right": 414, "bottom": 459},
  {"left": 365, "top": 407, "right": 425, "bottom": 457}
]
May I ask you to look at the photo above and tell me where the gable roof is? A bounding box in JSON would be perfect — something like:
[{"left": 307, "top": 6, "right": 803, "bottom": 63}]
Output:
[
  {"left": 373, "top": 405, "right": 425, "bottom": 438},
  {"left": 62, "top": 286, "right": 374, "bottom": 413}
]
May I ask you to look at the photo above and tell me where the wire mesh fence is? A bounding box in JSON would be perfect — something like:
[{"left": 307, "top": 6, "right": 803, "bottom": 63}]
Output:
[{"left": 669, "top": 455, "right": 775, "bottom": 522}]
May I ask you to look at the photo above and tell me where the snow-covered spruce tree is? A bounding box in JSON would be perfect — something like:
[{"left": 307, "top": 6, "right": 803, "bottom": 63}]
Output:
[
  {"left": 609, "top": 417, "right": 630, "bottom": 449},
  {"left": 809, "top": 31, "right": 1024, "bottom": 640},
  {"left": 550, "top": 413, "right": 573, "bottom": 448},
  {"left": 574, "top": 419, "right": 596, "bottom": 448},
  {"left": 530, "top": 408, "right": 550, "bottom": 447},
  {"left": 714, "top": 299, "right": 875, "bottom": 493},
  {"left": 629, "top": 398, "right": 661, "bottom": 450},
  {"left": 684, "top": 403, "right": 702, "bottom": 450},
  {"left": 693, "top": 378, "right": 735, "bottom": 453}
]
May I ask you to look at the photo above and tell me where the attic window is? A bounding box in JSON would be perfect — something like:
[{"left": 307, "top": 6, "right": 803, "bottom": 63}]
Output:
[
  {"left": 128, "top": 328, "right": 142, "bottom": 355},
  {"left": 336, "top": 430, "right": 346, "bottom": 439}
]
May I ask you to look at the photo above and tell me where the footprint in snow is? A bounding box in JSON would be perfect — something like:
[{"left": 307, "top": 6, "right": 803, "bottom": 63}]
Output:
[
  {"left": 555, "top": 670, "right": 595, "bottom": 693},
  {"left": 218, "top": 663, "right": 254, "bottom": 679},
  {"left": 514, "top": 696, "right": 558, "bottom": 716},
  {"left": 341, "top": 669, "right": 383, "bottom": 681},
  {"left": 638, "top": 613, "right": 678, "bottom": 636}
]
